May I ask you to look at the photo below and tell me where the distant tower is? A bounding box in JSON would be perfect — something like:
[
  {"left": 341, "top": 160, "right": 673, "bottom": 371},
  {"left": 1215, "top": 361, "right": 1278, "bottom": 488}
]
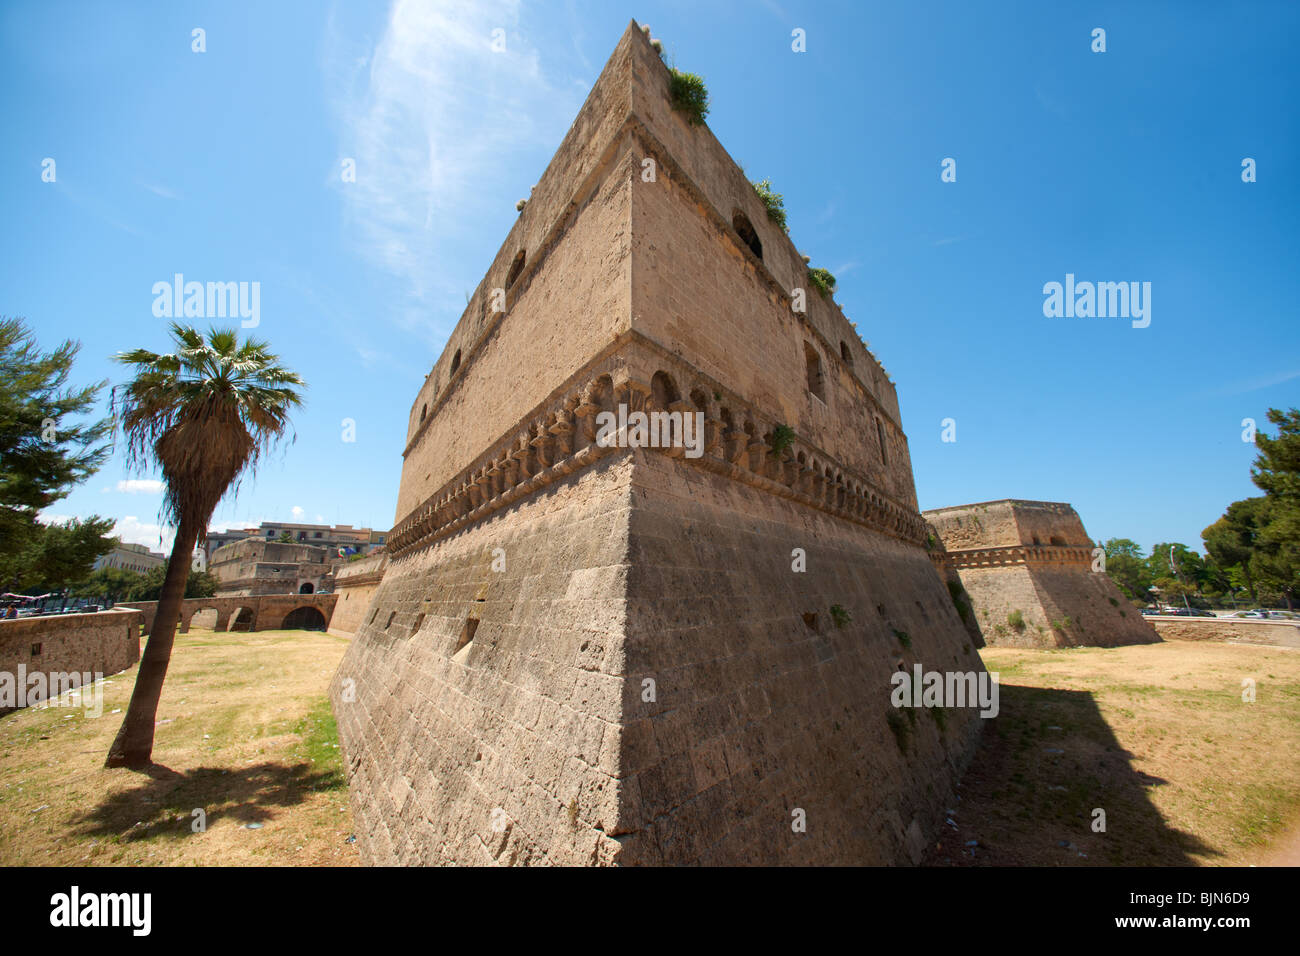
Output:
[
  {"left": 924, "top": 499, "right": 1160, "bottom": 648},
  {"left": 332, "top": 21, "right": 986, "bottom": 865}
]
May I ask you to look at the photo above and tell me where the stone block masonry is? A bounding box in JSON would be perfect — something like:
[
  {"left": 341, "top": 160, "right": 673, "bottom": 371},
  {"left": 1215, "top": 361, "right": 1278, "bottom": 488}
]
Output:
[
  {"left": 0, "top": 609, "right": 141, "bottom": 714},
  {"left": 332, "top": 20, "right": 986, "bottom": 865},
  {"left": 924, "top": 500, "right": 1160, "bottom": 648}
]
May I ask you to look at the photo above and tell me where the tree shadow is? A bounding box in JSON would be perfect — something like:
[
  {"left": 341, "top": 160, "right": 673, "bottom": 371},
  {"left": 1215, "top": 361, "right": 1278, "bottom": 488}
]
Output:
[
  {"left": 73, "top": 761, "right": 344, "bottom": 842},
  {"left": 924, "top": 683, "right": 1220, "bottom": 866}
]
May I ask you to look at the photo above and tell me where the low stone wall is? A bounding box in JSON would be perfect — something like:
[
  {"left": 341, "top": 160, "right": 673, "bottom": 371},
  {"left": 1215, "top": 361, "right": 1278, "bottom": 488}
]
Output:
[
  {"left": 1148, "top": 616, "right": 1300, "bottom": 648},
  {"left": 0, "top": 609, "right": 142, "bottom": 713}
]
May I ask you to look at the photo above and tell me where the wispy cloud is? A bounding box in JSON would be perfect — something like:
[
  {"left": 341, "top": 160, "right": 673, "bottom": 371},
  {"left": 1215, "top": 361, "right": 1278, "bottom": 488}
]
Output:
[
  {"left": 1213, "top": 366, "right": 1300, "bottom": 396},
  {"left": 328, "top": 0, "right": 577, "bottom": 337},
  {"left": 292, "top": 505, "right": 305, "bottom": 518},
  {"left": 111, "top": 478, "right": 165, "bottom": 494},
  {"left": 140, "top": 182, "right": 182, "bottom": 200}
]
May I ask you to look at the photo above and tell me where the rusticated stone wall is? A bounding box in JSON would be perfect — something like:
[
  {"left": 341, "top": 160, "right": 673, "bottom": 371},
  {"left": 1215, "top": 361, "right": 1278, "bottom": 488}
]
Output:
[
  {"left": 1149, "top": 615, "right": 1300, "bottom": 648},
  {"left": 330, "top": 552, "right": 390, "bottom": 637},
  {"left": 0, "top": 609, "right": 141, "bottom": 713},
  {"left": 924, "top": 500, "right": 1159, "bottom": 648},
  {"left": 333, "top": 19, "right": 986, "bottom": 866}
]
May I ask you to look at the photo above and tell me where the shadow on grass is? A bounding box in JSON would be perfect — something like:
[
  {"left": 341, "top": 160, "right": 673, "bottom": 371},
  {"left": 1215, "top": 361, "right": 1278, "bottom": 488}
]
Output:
[
  {"left": 73, "top": 761, "right": 344, "bottom": 843},
  {"left": 924, "top": 683, "right": 1220, "bottom": 866}
]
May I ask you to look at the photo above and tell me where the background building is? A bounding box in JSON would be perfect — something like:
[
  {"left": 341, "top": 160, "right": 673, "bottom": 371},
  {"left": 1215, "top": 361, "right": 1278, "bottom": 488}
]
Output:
[
  {"left": 200, "top": 522, "right": 385, "bottom": 566},
  {"left": 93, "top": 542, "right": 166, "bottom": 574},
  {"left": 207, "top": 539, "right": 341, "bottom": 596}
]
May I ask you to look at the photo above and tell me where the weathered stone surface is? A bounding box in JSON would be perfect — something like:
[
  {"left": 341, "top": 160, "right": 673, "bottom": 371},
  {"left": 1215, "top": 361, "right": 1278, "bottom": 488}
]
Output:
[
  {"left": 924, "top": 499, "right": 1160, "bottom": 648},
  {"left": 118, "top": 594, "right": 337, "bottom": 634},
  {"left": 330, "top": 552, "right": 390, "bottom": 636},
  {"left": 0, "top": 609, "right": 141, "bottom": 713},
  {"left": 331, "top": 20, "right": 984, "bottom": 865}
]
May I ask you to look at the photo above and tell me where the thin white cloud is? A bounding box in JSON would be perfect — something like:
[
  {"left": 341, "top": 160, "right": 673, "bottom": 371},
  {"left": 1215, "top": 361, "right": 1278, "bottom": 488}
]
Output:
[
  {"left": 113, "top": 516, "right": 173, "bottom": 554},
  {"left": 1214, "top": 367, "right": 1300, "bottom": 396},
  {"left": 329, "top": 0, "right": 576, "bottom": 335},
  {"left": 114, "top": 478, "right": 166, "bottom": 494},
  {"left": 292, "top": 505, "right": 306, "bottom": 518},
  {"left": 140, "top": 182, "right": 182, "bottom": 200}
]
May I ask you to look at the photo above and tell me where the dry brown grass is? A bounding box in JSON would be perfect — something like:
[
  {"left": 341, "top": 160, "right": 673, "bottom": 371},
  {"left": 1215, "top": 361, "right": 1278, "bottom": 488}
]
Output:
[
  {"left": 927, "top": 639, "right": 1300, "bottom": 866},
  {"left": 0, "top": 628, "right": 358, "bottom": 866}
]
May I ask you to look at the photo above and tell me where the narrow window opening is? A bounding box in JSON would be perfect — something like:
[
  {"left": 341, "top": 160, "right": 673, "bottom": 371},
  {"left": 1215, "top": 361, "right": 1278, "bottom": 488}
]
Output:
[
  {"left": 385, "top": 611, "right": 396, "bottom": 629},
  {"left": 31, "top": 643, "right": 42, "bottom": 656},
  {"left": 506, "top": 249, "right": 526, "bottom": 288},
  {"left": 450, "top": 349, "right": 461, "bottom": 374},
  {"left": 454, "top": 616, "right": 480, "bottom": 654},
  {"left": 840, "top": 341, "right": 853, "bottom": 366},
  {"left": 420, "top": 404, "right": 427, "bottom": 423},
  {"left": 804, "top": 342, "right": 825, "bottom": 401},
  {"left": 411, "top": 613, "right": 425, "bottom": 634},
  {"left": 876, "top": 419, "right": 888, "bottom": 465},
  {"left": 802, "top": 612, "right": 818, "bottom": 632},
  {"left": 732, "top": 212, "right": 762, "bottom": 259}
]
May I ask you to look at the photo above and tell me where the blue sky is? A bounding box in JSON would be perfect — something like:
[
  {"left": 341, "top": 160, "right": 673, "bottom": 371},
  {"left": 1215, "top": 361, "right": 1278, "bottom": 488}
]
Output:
[{"left": 3, "top": 0, "right": 1296, "bottom": 558}]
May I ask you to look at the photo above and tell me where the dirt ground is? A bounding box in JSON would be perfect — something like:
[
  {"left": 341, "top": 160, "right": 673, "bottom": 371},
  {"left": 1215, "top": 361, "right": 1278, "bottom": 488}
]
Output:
[
  {"left": 3, "top": 629, "right": 1296, "bottom": 867},
  {"left": 924, "top": 639, "right": 1300, "bottom": 866},
  {"left": 0, "top": 627, "right": 358, "bottom": 866}
]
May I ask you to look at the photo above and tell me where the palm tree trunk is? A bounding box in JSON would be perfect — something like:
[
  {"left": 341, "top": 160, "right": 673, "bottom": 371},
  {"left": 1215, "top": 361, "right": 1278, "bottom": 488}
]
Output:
[{"left": 105, "top": 524, "right": 198, "bottom": 768}]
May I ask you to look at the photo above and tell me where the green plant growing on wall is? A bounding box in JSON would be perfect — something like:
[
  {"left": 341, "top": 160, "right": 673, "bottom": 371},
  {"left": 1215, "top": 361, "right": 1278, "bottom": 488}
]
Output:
[
  {"left": 892, "top": 627, "right": 912, "bottom": 649},
  {"left": 931, "top": 706, "right": 948, "bottom": 732},
  {"left": 926, "top": 533, "right": 937, "bottom": 551},
  {"left": 1050, "top": 616, "right": 1073, "bottom": 633},
  {"left": 668, "top": 68, "right": 709, "bottom": 125},
  {"left": 807, "top": 267, "right": 836, "bottom": 298},
  {"left": 1007, "top": 609, "right": 1026, "bottom": 632},
  {"left": 830, "top": 604, "right": 851, "bottom": 628},
  {"left": 947, "top": 579, "right": 972, "bottom": 623},
  {"left": 769, "top": 423, "right": 796, "bottom": 457},
  {"left": 886, "top": 709, "right": 911, "bottom": 754},
  {"left": 751, "top": 179, "right": 787, "bottom": 231}
]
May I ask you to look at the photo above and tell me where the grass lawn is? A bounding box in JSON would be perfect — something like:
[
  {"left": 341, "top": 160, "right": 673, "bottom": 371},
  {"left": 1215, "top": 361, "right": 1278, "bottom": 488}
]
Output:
[
  {"left": 0, "top": 627, "right": 358, "bottom": 866},
  {"left": 4, "top": 627, "right": 1296, "bottom": 867},
  {"left": 926, "top": 639, "right": 1300, "bottom": 866}
]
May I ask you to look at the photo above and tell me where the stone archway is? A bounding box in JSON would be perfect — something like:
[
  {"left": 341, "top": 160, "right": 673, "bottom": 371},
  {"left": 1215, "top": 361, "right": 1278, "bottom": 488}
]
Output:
[
  {"left": 229, "top": 607, "right": 256, "bottom": 632},
  {"left": 299, "top": 581, "right": 315, "bottom": 594},
  {"left": 281, "top": 606, "right": 327, "bottom": 631}
]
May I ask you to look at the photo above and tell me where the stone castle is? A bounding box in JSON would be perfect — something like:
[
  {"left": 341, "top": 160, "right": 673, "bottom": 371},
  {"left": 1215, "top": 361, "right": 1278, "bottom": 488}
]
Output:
[
  {"left": 331, "top": 21, "right": 986, "bottom": 865},
  {"left": 924, "top": 499, "right": 1159, "bottom": 648}
]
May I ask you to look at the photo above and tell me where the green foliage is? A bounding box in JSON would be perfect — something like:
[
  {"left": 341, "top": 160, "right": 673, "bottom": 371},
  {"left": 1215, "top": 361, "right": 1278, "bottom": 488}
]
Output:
[
  {"left": 829, "top": 603, "right": 851, "bottom": 628},
  {"left": 750, "top": 179, "right": 787, "bottom": 231},
  {"left": 886, "top": 709, "right": 911, "bottom": 754},
  {"left": 73, "top": 565, "right": 141, "bottom": 603},
  {"left": 1007, "top": 609, "right": 1026, "bottom": 632},
  {"left": 946, "top": 579, "right": 971, "bottom": 623},
  {"left": 807, "top": 267, "right": 837, "bottom": 298},
  {"left": 931, "top": 705, "right": 948, "bottom": 732},
  {"left": 277, "top": 531, "right": 293, "bottom": 543},
  {"left": 1101, "top": 537, "right": 1154, "bottom": 601},
  {"left": 769, "top": 423, "right": 796, "bottom": 458},
  {"left": 19, "top": 517, "right": 117, "bottom": 593},
  {"left": 0, "top": 317, "right": 113, "bottom": 590},
  {"left": 926, "top": 533, "right": 937, "bottom": 551},
  {"left": 668, "top": 68, "right": 709, "bottom": 125},
  {"left": 892, "top": 627, "right": 911, "bottom": 649},
  {"left": 122, "top": 565, "right": 218, "bottom": 602},
  {"left": 1050, "top": 616, "right": 1073, "bottom": 633}
]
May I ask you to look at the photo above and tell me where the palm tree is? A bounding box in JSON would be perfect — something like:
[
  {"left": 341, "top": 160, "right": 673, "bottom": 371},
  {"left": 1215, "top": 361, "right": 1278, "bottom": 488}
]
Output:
[{"left": 105, "top": 325, "right": 304, "bottom": 768}]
